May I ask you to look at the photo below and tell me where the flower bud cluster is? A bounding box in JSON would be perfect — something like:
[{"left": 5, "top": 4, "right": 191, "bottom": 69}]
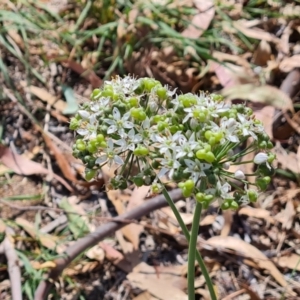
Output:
[{"left": 70, "top": 76, "right": 274, "bottom": 209}]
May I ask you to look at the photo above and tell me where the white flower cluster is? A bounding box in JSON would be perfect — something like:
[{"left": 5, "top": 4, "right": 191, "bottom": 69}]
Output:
[{"left": 70, "top": 76, "right": 275, "bottom": 210}]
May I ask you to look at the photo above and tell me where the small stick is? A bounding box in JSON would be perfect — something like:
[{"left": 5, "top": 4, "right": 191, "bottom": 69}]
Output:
[{"left": 2, "top": 231, "right": 22, "bottom": 300}]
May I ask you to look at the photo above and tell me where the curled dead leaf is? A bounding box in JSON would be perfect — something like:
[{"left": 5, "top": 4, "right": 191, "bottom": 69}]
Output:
[
  {"left": 0, "top": 145, "right": 73, "bottom": 191},
  {"left": 206, "top": 236, "right": 291, "bottom": 291},
  {"left": 279, "top": 55, "right": 300, "bottom": 73},
  {"left": 181, "top": 0, "right": 215, "bottom": 39},
  {"left": 222, "top": 84, "right": 294, "bottom": 112}
]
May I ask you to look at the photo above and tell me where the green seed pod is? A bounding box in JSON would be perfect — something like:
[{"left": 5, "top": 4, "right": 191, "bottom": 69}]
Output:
[
  {"left": 133, "top": 175, "right": 144, "bottom": 187},
  {"left": 207, "top": 173, "right": 217, "bottom": 185},
  {"left": 258, "top": 164, "right": 275, "bottom": 177}
]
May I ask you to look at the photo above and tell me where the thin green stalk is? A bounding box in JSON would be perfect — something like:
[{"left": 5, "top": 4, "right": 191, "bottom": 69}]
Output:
[
  {"left": 161, "top": 187, "right": 217, "bottom": 300},
  {"left": 188, "top": 201, "right": 202, "bottom": 300}
]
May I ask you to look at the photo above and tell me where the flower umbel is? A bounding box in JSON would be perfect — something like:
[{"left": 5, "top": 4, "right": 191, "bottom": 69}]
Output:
[{"left": 70, "top": 75, "right": 274, "bottom": 209}]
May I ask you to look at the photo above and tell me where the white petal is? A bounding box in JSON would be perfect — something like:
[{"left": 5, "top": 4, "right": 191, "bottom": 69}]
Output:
[
  {"left": 115, "top": 139, "right": 126, "bottom": 147},
  {"left": 253, "top": 153, "right": 268, "bottom": 165},
  {"left": 78, "top": 110, "right": 90, "bottom": 120},
  {"left": 104, "top": 119, "right": 115, "bottom": 125},
  {"left": 77, "top": 128, "right": 89, "bottom": 136},
  {"left": 123, "top": 112, "right": 131, "bottom": 120},
  {"left": 108, "top": 139, "right": 114, "bottom": 149},
  {"left": 113, "top": 107, "right": 121, "bottom": 120},
  {"left": 227, "top": 135, "right": 239, "bottom": 143},
  {"left": 107, "top": 125, "right": 117, "bottom": 134},
  {"left": 96, "top": 155, "right": 107, "bottom": 164},
  {"left": 143, "top": 118, "right": 150, "bottom": 129},
  {"left": 158, "top": 167, "right": 169, "bottom": 178},
  {"left": 184, "top": 159, "right": 194, "bottom": 168},
  {"left": 114, "top": 155, "right": 124, "bottom": 165},
  {"left": 128, "top": 143, "right": 135, "bottom": 151},
  {"left": 134, "top": 134, "right": 142, "bottom": 143},
  {"left": 123, "top": 121, "right": 134, "bottom": 129}
]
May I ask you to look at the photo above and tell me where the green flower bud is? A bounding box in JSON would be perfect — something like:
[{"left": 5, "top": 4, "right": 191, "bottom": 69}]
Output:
[
  {"left": 247, "top": 189, "right": 258, "bottom": 203},
  {"left": 203, "top": 151, "right": 215, "bottom": 163},
  {"left": 196, "top": 192, "right": 205, "bottom": 202},
  {"left": 85, "top": 169, "right": 96, "bottom": 181},
  {"left": 76, "top": 141, "right": 86, "bottom": 152},
  {"left": 184, "top": 179, "right": 195, "bottom": 190},
  {"left": 230, "top": 200, "right": 239, "bottom": 210},
  {"left": 127, "top": 97, "right": 139, "bottom": 107},
  {"left": 256, "top": 176, "right": 271, "bottom": 191},
  {"left": 196, "top": 149, "right": 206, "bottom": 160},
  {"left": 69, "top": 118, "right": 80, "bottom": 130},
  {"left": 182, "top": 187, "right": 192, "bottom": 198},
  {"left": 91, "top": 88, "right": 101, "bottom": 100},
  {"left": 133, "top": 175, "right": 144, "bottom": 187},
  {"left": 156, "top": 87, "right": 167, "bottom": 99},
  {"left": 133, "top": 145, "right": 149, "bottom": 156},
  {"left": 221, "top": 199, "right": 231, "bottom": 210},
  {"left": 267, "top": 153, "right": 276, "bottom": 163}
]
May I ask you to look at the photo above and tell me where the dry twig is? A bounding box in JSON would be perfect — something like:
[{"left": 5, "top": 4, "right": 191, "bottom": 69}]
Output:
[{"left": 1, "top": 230, "right": 22, "bottom": 300}]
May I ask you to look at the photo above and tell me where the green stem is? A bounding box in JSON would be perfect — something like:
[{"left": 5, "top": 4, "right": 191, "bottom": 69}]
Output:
[
  {"left": 161, "top": 187, "right": 217, "bottom": 300},
  {"left": 188, "top": 201, "right": 202, "bottom": 300}
]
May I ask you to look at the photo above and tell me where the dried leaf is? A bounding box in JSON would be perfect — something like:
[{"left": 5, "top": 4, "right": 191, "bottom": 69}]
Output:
[
  {"left": 233, "top": 20, "right": 281, "bottom": 44},
  {"left": 273, "top": 254, "right": 300, "bottom": 271},
  {"left": 220, "top": 210, "right": 233, "bottom": 237},
  {"left": 181, "top": 0, "right": 215, "bottom": 39},
  {"left": 61, "top": 59, "right": 102, "bottom": 88},
  {"left": 279, "top": 55, "right": 300, "bottom": 73},
  {"left": 16, "top": 218, "right": 65, "bottom": 253},
  {"left": 106, "top": 184, "right": 146, "bottom": 249},
  {"left": 212, "top": 51, "right": 252, "bottom": 69},
  {"left": 200, "top": 214, "right": 216, "bottom": 226},
  {"left": 132, "top": 291, "right": 153, "bottom": 300},
  {"left": 238, "top": 207, "right": 275, "bottom": 224},
  {"left": 100, "top": 242, "right": 133, "bottom": 273},
  {"left": 274, "top": 200, "right": 295, "bottom": 230},
  {"left": 274, "top": 144, "right": 300, "bottom": 174},
  {"left": 211, "top": 62, "right": 257, "bottom": 88},
  {"left": 161, "top": 206, "right": 194, "bottom": 226},
  {"left": 20, "top": 81, "right": 67, "bottom": 112},
  {"left": 85, "top": 244, "right": 105, "bottom": 262},
  {"left": 127, "top": 186, "right": 150, "bottom": 211},
  {"left": 254, "top": 106, "right": 275, "bottom": 140},
  {"left": 127, "top": 262, "right": 188, "bottom": 300},
  {"left": 206, "top": 236, "right": 290, "bottom": 289},
  {"left": 31, "top": 261, "right": 56, "bottom": 270},
  {"left": 43, "top": 134, "right": 97, "bottom": 188},
  {"left": 0, "top": 145, "right": 73, "bottom": 191},
  {"left": 222, "top": 84, "right": 294, "bottom": 112}
]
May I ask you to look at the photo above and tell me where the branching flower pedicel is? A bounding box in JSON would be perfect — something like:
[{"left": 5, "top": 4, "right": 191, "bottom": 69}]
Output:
[{"left": 70, "top": 76, "right": 275, "bottom": 209}]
